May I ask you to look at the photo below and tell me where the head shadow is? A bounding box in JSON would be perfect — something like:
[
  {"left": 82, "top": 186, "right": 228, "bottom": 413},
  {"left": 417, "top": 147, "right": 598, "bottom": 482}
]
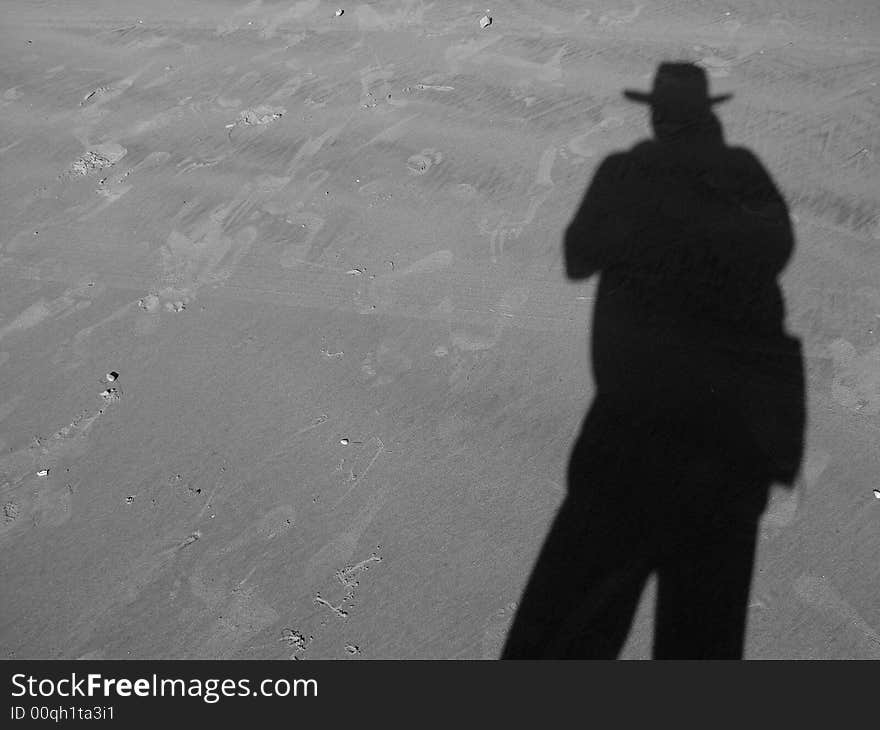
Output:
[{"left": 502, "top": 62, "right": 806, "bottom": 658}]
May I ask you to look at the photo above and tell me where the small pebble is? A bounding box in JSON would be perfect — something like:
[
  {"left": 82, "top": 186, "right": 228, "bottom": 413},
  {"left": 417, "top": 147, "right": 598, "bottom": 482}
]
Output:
[
  {"left": 105, "top": 371, "right": 119, "bottom": 382},
  {"left": 335, "top": 8, "right": 344, "bottom": 17},
  {"left": 37, "top": 469, "right": 49, "bottom": 477},
  {"left": 125, "top": 496, "right": 135, "bottom": 504},
  {"left": 340, "top": 438, "right": 350, "bottom": 446},
  {"left": 873, "top": 489, "right": 880, "bottom": 499},
  {"left": 479, "top": 15, "right": 492, "bottom": 29}
]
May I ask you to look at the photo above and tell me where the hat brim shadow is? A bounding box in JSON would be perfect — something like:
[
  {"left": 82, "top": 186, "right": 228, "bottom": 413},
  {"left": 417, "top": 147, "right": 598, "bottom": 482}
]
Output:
[{"left": 623, "top": 89, "right": 733, "bottom": 105}]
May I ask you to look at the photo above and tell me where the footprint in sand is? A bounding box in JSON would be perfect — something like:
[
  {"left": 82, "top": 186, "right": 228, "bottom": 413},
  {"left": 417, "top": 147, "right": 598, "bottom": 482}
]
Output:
[
  {"left": 1, "top": 498, "right": 27, "bottom": 540},
  {"left": 232, "top": 105, "right": 286, "bottom": 128},
  {"left": 137, "top": 294, "right": 161, "bottom": 314},
  {"left": 312, "top": 548, "right": 383, "bottom": 621},
  {"left": 31, "top": 482, "right": 76, "bottom": 529},
  {"left": 62, "top": 142, "right": 127, "bottom": 179},
  {"left": 159, "top": 225, "right": 227, "bottom": 296},
  {"left": 444, "top": 286, "right": 530, "bottom": 391},
  {"left": 305, "top": 534, "right": 365, "bottom": 593},
  {"left": 157, "top": 206, "right": 258, "bottom": 300},
  {"left": 449, "top": 285, "right": 531, "bottom": 355},
  {"left": 305, "top": 445, "right": 389, "bottom": 589},
  {"left": 406, "top": 148, "right": 443, "bottom": 176},
  {"left": 480, "top": 146, "right": 557, "bottom": 262},
  {"left": 334, "top": 437, "right": 387, "bottom": 493},
  {"left": 481, "top": 601, "right": 519, "bottom": 659},
  {"left": 158, "top": 172, "right": 291, "bottom": 299}
]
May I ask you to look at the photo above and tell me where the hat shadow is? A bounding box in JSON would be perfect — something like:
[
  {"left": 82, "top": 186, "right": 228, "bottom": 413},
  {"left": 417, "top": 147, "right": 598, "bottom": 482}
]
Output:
[{"left": 623, "top": 61, "right": 732, "bottom": 108}]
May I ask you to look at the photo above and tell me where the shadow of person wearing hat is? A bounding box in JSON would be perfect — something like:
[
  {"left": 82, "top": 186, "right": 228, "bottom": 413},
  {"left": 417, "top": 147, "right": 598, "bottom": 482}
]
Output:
[{"left": 502, "top": 63, "right": 805, "bottom": 658}]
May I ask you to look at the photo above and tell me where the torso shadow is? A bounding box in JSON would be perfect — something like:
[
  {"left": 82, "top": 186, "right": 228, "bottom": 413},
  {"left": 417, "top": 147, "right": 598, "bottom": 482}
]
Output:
[{"left": 503, "top": 108, "right": 805, "bottom": 659}]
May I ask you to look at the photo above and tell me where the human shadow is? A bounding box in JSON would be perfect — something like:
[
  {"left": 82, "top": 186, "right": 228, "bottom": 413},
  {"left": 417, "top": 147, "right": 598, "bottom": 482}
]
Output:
[{"left": 502, "top": 63, "right": 806, "bottom": 659}]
